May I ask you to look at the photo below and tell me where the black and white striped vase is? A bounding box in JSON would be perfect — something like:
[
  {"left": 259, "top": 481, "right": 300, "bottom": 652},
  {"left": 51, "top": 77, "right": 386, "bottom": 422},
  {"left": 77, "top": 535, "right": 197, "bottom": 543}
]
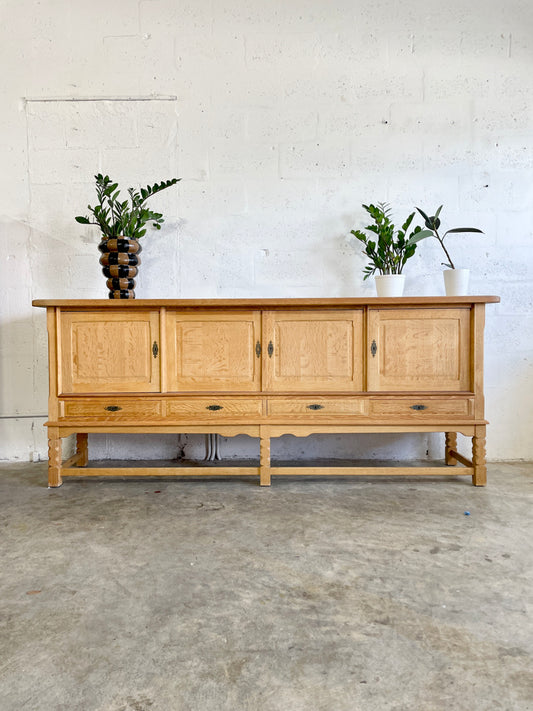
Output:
[{"left": 98, "top": 238, "right": 142, "bottom": 299}]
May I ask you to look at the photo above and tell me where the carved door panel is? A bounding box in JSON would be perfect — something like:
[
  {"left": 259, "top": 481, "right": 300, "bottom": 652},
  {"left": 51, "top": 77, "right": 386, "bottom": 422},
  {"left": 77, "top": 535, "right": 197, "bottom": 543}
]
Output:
[
  {"left": 166, "top": 311, "right": 261, "bottom": 391},
  {"left": 367, "top": 308, "right": 471, "bottom": 392},
  {"left": 263, "top": 310, "right": 363, "bottom": 392},
  {"left": 60, "top": 311, "right": 160, "bottom": 393}
]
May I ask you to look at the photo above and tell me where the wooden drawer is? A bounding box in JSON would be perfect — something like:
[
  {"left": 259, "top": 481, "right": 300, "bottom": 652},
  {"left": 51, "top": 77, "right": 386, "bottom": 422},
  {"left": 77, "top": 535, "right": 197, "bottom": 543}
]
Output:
[
  {"left": 368, "top": 398, "right": 474, "bottom": 419},
  {"left": 60, "top": 399, "right": 163, "bottom": 420},
  {"left": 166, "top": 398, "right": 264, "bottom": 420},
  {"left": 268, "top": 398, "right": 367, "bottom": 418}
]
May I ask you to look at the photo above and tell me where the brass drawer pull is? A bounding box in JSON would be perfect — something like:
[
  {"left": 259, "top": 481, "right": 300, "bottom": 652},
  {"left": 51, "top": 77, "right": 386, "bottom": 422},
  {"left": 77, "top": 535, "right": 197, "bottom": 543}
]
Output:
[
  {"left": 105, "top": 405, "right": 122, "bottom": 412},
  {"left": 267, "top": 341, "right": 274, "bottom": 358},
  {"left": 410, "top": 404, "right": 427, "bottom": 411},
  {"left": 307, "top": 404, "right": 324, "bottom": 410},
  {"left": 152, "top": 341, "right": 159, "bottom": 358},
  {"left": 255, "top": 341, "right": 261, "bottom": 358},
  {"left": 206, "top": 405, "right": 223, "bottom": 411},
  {"left": 371, "top": 339, "right": 377, "bottom": 357}
]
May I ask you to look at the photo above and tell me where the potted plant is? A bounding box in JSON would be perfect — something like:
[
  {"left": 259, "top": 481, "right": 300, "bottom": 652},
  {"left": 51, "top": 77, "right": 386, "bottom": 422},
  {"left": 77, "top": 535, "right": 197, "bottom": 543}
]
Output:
[
  {"left": 76, "top": 173, "right": 180, "bottom": 298},
  {"left": 411, "top": 206, "right": 484, "bottom": 296},
  {"left": 350, "top": 202, "right": 426, "bottom": 296}
]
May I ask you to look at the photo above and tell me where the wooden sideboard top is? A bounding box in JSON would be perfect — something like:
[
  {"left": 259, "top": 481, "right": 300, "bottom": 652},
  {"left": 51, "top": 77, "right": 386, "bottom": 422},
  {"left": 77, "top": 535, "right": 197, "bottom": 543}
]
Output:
[{"left": 33, "top": 296, "right": 500, "bottom": 308}]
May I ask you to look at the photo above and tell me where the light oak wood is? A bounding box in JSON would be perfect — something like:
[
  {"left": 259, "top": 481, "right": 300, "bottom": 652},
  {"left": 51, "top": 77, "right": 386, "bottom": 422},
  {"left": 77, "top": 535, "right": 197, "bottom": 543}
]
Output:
[
  {"left": 446, "top": 450, "right": 473, "bottom": 468},
  {"left": 166, "top": 310, "right": 261, "bottom": 392},
  {"left": 160, "top": 306, "right": 167, "bottom": 393},
  {"left": 270, "top": 466, "right": 474, "bottom": 477},
  {"left": 368, "top": 397, "right": 474, "bottom": 418},
  {"left": 260, "top": 426, "right": 272, "bottom": 486},
  {"left": 473, "top": 424, "right": 487, "bottom": 486},
  {"left": 61, "top": 399, "right": 164, "bottom": 420},
  {"left": 445, "top": 432, "right": 458, "bottom": 465},
  {"left": 76, "top": 433, "right": 89, "bottom": 466},
  {"left": 33, "top": 297, "right": 501, "bottom": 308},
  {"left": 46, "top": 309, "right": 59, "bottom": 422},
  {"left": 166, "top": 397, "right": 264, "bottom": 420},
  {"left": 367, "top": 308, "right": 471, "bottom": 392},
  {"left": 63, "top": 452, "right": 84, "bottom": 468},
  {"left": 62, "top": 466, "right": 261, "bottom": 478},
  {"left": 472, "top": 304, "right": 486, "bottom": 420},
  {"left": 50, "top": 425, "right": 262, "bottom": 436},
  {"left": 263, "top": 310, "right": 363, "bottom": 392},
  {"left": 267, "top": 424, "right": 478, "bottom": 437},
  {"left": 33, "top": 298, "right": 498, "bottom": 487},
  {"left": 60, "top": 310, "right": 160, "bottom": 393},
  {"left": 267, "top": 397, "right": 367, "bottom": 417},
  {"left": 47, "top": 429, "right": 62, "bottom": 487}
]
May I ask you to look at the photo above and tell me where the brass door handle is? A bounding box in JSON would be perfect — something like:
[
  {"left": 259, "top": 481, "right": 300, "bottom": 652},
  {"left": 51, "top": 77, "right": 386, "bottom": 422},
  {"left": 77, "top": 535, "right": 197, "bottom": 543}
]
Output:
[
  {"left": 152, "top": 341, "right": 159, "bottom": 358},
  {"left": 371, "top": 340, "right": 377, "bottom": 357},
  {"left": 267, "top": 341, "right": 274, "bottom": 357}
]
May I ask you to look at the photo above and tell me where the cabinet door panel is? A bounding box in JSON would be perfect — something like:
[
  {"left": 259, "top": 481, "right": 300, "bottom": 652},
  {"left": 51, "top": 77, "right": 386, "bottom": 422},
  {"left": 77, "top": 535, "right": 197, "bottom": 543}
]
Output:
[
  {"left": 166, "top": 311, "right": 261, "bottom": 391},
  {"left": 60, "top": 311, "right": 160, "bottom": 393},
  {"left": 367, "top": 308, "right": 471, "bottom": 392},
  {"left": 263, "top": 310, "right": 363, "bottom": 391}
]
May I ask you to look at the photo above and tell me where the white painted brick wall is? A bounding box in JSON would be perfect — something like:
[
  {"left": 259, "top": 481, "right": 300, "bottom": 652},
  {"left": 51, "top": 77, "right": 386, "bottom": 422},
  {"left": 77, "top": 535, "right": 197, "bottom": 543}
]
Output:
[{"left": 0, "top": 0, "right": 532, "bottom": 463}]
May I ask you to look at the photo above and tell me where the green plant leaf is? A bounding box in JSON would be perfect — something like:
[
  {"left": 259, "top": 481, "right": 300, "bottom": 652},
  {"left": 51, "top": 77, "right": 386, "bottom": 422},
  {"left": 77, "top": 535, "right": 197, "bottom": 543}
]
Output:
[
  {"left": 75, "top": 216, "right": 90, "bottom": 224},
  {"left": 416, "top": 207, "right": 430, "bottom": 223},
  {"left": 406, "top": 229, "right": 434, "bottom": 245},
  {"left": 444, "top": 227, "right": 484, "bottom": 234}
]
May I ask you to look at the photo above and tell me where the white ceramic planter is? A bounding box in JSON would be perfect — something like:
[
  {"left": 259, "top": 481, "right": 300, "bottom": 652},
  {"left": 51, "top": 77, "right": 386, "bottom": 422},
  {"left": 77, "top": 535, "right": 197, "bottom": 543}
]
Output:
[
  {"left": 375, "top": 274, "right": 406, "bottom": 297},
  {"left": 443, "top": 268, "right": 469, "bottom": 296}
]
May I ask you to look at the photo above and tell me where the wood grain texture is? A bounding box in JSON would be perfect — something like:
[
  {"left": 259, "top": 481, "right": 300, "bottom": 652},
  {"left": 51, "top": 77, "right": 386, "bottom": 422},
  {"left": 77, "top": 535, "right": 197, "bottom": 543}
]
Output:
[
  {"left": 473, "top": 304, "right": 486, "bottom": 420},
  {"left": 166, "top": 310, "right": 261, "bottom": 392},
  {"left": 473, "top": 424, "right": 487, "bottom": 486},
  {"left": 46, "top": 309, "right": 59, "bottom": 421},
  {"left": 51, "top": 425, "right": 262, "bottom": 436},
  {"left": 47, "top": 429, "right": 62, "bottom": 487},
  {"left": 446, "top": 450, "right": 473, "bottom": 468},
  {"left": 263, "top": 309, "right": 363, "bottom": 391},
  {"left": 270, "top": 466, "right": 474, "bottom": 477},
  {"left": 445, "top": 432, "right": 458, "bottom": 465},
  {"left": 33, "top": 297, "right": 500, "bottom": 309},
  {"left": 61, "top": 467, "right": 261, "bottom": 478},
  {"left": 76, "top": 433, "right": 88, "bottom": 466},
  {"left": 37, "top": 298, "right": 497, "bottom": 487},
  {"left": 62, "top": 399, "right": 164, "bottom": 420},
  {"left": 367, "top": 308, "right": 471, "bottom": 392},
  {"left": 267, "top": 397, "right": 367, "bottom": 417},
  {"left": 166, "top": 398, "right": 263, "bottom": 420},
  {"left": 260, "top": 426, "right": 271, "bottom": 486},
  {"left": 60, "top": 310, "right": 160, "bottom": 393},
  {"left": 267, "top": 425, "right": 478, "bottom": 437},
  {"left": 368, "top": 397, "right": 474, "bottom": 418}
]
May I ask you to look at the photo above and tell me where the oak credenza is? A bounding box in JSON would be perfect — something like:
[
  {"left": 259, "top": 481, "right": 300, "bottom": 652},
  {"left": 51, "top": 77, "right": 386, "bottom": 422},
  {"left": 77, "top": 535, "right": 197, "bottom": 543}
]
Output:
[{"left": 33, "top": 297, "right": 499, "bottom": 487}]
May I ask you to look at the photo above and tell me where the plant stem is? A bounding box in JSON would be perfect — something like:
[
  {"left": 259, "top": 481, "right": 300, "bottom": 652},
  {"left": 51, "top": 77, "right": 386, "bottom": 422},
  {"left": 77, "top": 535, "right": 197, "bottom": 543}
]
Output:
[{"left": 434, "top": 228, "right": 455, "bottom": 269}]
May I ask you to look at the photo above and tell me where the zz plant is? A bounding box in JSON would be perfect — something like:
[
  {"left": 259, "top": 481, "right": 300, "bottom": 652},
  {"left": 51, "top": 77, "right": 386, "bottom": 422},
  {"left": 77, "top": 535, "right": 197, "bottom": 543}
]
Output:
[
  {"left": 75, "top": 173, "right": 180, "bottom": 240},
  {"left": 351, "top": 202, "right": 426, "bottom": 279}
]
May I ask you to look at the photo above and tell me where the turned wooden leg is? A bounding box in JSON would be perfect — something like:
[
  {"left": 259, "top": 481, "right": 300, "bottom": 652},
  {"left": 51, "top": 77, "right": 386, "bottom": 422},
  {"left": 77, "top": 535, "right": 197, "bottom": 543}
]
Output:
[
  {"left": 472, "top": 425, "right": 487, "bottom": 487},
  {"left": 76, "top": 433, "right": 89, "bottom": 467},
  {"left": 48, "top": 429, "right": 62, "bottom": 488},
  {"left": 259, "top": 427, "right": 271, "bottom": 487},
  {"left": 445, "top": 432, "right": 458, "bottom": 466}
]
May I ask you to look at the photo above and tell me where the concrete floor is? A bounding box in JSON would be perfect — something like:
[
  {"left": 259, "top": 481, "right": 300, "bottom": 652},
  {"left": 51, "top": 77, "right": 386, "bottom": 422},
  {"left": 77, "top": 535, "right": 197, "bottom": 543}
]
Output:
[{"left": 0, "top": 462, "right": 532, "bottom": 711}]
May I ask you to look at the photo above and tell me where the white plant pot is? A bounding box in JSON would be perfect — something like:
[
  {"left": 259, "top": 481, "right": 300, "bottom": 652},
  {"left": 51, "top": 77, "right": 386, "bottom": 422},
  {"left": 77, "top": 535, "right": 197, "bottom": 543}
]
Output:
[
  {"left": 443, "top": 268, "right": 469, "bottom": 296},
  {"left": 375, "top": 274, "right": 406, "bottom": 297}
]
